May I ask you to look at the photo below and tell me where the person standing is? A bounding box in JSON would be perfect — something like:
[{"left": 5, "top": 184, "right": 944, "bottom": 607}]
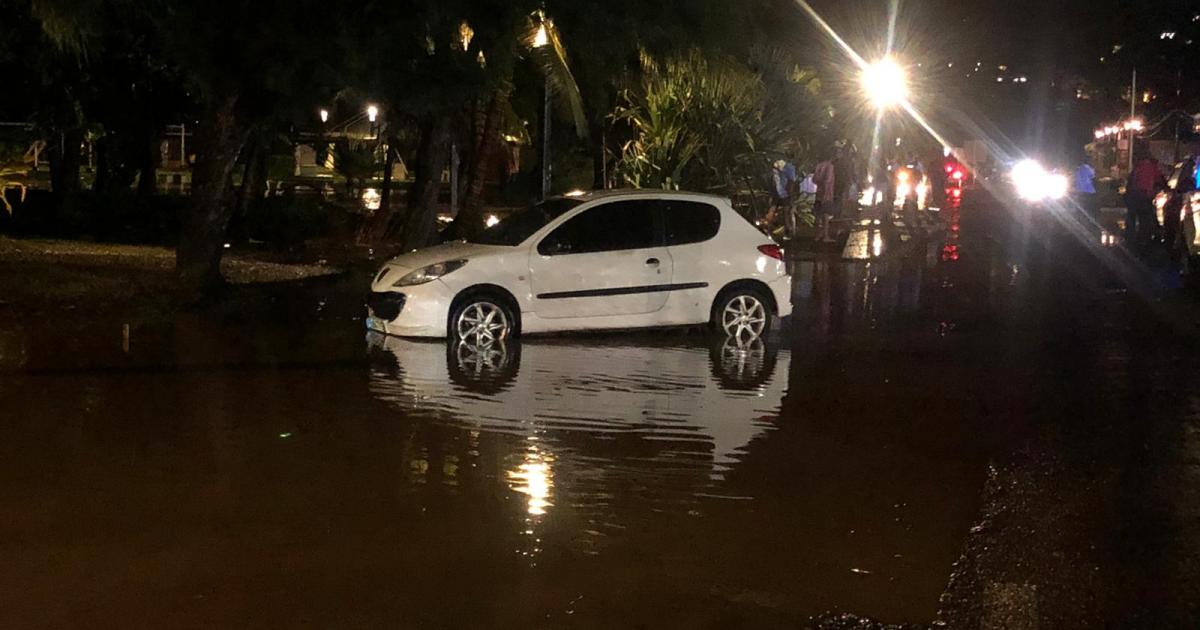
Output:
[
  {"left": 1074, "top": 160, "right": 1096, "bottom": 194},
  {"left": 872, "top": 159, "right": 890, "bottom": 213},
  {"left": 768, "top": 159, "right": 799, "bottom": 237},
  {"left": 832, "top": 146, "right": 850, "bottom": 215},
  {"left": 1124, "top": 150, "right": 1166, "bottom": 254},
  {"left": 813, "top": 153, "right": 837, "bottom": 242},
  {"left": 1074, "top": 159, "right": 1097, "bottom": 215},
  {"left": 799, "top": 170, "right": 818, "bottom": 198}
]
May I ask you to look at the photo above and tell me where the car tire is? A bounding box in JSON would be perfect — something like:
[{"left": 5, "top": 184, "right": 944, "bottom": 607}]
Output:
[
  {"left": 449, "top": 292, "right": 519, "bottom": 343},
  {"left": 710, "top": 285, "right": 772, "bottom": 341}
]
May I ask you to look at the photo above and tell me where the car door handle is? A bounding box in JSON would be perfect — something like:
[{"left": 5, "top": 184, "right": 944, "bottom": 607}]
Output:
[{"left": 645, "top": 257, "right": 660, "bottom": 266}]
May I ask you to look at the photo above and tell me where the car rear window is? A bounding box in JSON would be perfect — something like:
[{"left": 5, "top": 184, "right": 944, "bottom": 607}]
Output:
[{"left": 663, "top": 200, "right": 721, "bottom": 246}]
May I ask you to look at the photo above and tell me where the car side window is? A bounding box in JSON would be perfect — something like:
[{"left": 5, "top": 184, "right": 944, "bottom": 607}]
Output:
[
  {"left": 538, "top": 200, "right": 661, "bottom": 255},
  {"left": 663, "top": 201, "right": 721, "bottom": 246}
]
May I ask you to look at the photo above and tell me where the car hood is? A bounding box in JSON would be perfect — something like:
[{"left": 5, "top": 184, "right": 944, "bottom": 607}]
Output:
[
  {"left": 386, "top": 240, "right": 512, "bottom": 270},
  {"left": 372, "top": 241, "right": 510, "bottom": 290}
]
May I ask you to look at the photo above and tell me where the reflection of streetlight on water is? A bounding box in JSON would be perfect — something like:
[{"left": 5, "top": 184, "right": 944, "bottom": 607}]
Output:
[
  {"left": 508, "top": 441, "right": 554, "bottom": 563},
  {"left": 509, "top": 444, "right": 554, "bottom": 517}
]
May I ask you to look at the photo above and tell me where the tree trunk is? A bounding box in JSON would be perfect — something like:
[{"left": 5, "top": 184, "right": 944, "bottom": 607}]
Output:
[
  {"left": 47, "top": 128, "right": 84, "bottom": 194},
  {"left": 235, "top": 136, "right": 268, "bottom": 215},
  {"left": 93, "top": 136, "right": 113, "bottom": 193},
  {"left": 396, "top": 113, "right": 452, "bottom": 250},
  {"left": 590, "top": 117, "right": 606, "bottom": 190},
  {"left": 229, "top": 135, "right": 267, "bottom": 244},
  {"left": 137, "top": 131, "right": 158, "bottom": 196},
  {"left": 379, "top": 135, "right": 397, "bottom": 219},
  {"left": 176, "top": 95, "right": 248, "bottom": 301},
  {"left": 455, "top": 91, "right": 507, "bottom": 238}
]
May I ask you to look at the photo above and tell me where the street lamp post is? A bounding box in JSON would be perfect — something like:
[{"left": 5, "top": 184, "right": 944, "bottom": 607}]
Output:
[
  {"left": 861, "top": 57, "right": 909, "bottom": 237},
  {"left": 366, "top": 104, "right": 379, "bottom": 138},
  {"left": 1128, "top": 68, "right": 1136, "bottom": 174},
  {"left": 533, "top": 22, "right": 551, "bottom": 200}
]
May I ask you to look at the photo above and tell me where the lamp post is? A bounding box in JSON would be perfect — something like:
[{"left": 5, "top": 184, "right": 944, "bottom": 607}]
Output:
[
  {"left": 366, "top": 104, "right": 379, "bottom": 139},
  {"left": 533, "top": 22, "right": 551, "bottom": 200},
  {"left": 1128, "top": 68, "right": 1136, "bottom": 174},
  {"left": 861, "top": 57, "right": 909, "bottom": 234}
]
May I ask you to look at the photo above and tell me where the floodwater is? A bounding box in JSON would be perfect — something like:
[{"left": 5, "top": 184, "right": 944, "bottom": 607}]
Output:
[{"left": 2, "top": 196, "right": 1194, "bottom": 628}]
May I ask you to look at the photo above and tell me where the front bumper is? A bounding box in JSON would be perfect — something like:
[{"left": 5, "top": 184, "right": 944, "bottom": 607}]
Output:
[{"left": 365, "top": 280, "right": 455, "bottom": 338}]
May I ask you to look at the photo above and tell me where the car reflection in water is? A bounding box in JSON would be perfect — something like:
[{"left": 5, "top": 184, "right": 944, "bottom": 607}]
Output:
[{"left": 366, "top": 331, "right": 787, "bottom": 482}]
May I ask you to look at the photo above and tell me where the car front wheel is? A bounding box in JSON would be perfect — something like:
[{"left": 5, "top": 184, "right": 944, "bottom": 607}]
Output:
[
  {"left": 450, "top": 295, "right": 516, "bottom": 343},
  {"left": 712, "top": 287, "right": 771, "bottom": 341}
]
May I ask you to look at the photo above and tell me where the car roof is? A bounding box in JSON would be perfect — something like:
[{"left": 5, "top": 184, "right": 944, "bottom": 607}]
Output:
[{"left": 555, "top": 189, "right": 730, "bottom": 205}]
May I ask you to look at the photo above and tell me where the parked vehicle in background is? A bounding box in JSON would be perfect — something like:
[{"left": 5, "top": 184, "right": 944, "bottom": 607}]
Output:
[
  {"left": 1155, "top": 158, "right": 1200, "bottom": 269},
  {"left": 366, "top": 190, "right": 792, "bottom": 342}
]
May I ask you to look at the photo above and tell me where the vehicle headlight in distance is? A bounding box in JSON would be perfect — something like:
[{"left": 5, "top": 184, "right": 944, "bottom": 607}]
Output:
[
  {"left": 1046, "top": 173, "right": 1069, "bottom": 200},
  {"left": 1012, "top": 159, "right": 1047, "bottom": 201},
  {"left": 393, "top": 260, "right": 468, "bottom": 287}
]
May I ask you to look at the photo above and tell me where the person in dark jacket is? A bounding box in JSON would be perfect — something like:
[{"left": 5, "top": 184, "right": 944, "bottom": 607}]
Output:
[{"left": 1124, "top": 149, "right": 1167, "bottom": 254}]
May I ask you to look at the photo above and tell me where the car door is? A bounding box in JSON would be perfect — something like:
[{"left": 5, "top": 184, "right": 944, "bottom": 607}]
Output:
[
  {"left": 528, "top": 199, "right": 674, "bottom": 319},
  {"left": 662, "top": 199, "right": 723, "bottom": 290}
]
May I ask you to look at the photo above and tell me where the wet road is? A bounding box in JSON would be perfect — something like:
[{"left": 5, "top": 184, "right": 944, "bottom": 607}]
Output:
[{"left": 2, "top": 193, "right": 1198, "bottom": 628}]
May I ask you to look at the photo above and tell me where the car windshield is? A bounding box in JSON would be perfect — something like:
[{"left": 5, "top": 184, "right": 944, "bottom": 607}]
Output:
[{"left": 468, "top": 198, "right": 583, "bottom": 246}]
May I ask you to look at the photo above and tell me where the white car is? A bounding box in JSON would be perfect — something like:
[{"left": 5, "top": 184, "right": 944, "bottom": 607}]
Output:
[{"left": 366, "top": 190, "right": 792, "bottom": 340}]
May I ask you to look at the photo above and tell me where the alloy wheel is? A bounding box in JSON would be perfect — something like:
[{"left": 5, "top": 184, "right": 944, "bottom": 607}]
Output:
[
  {"left": 455, "top": 301, "right": 510, "bottom": 344},
  {"left": 721, "top": 294, "right": 767, "bottom": 341}
]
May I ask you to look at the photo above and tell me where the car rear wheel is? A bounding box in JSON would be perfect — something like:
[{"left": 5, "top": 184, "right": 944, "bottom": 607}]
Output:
[
  {"left": 451, "top": 295, "right": 516, "bottom": 343},
  {"left": 712, "top": 287, "right": 771, "bottom": 341}
]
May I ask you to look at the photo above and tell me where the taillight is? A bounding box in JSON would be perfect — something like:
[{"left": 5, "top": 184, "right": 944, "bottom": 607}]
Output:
[{"left": 758, "top": 244, "right": 785, "bottom": 260}]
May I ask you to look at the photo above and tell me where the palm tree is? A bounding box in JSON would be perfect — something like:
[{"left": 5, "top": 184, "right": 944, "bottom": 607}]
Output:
[
  {"left": 451, "top": 12, "right": 587, "bottom": 239},
  {"left": 355, "top": 7, "right": 587, "bottom": 248}
]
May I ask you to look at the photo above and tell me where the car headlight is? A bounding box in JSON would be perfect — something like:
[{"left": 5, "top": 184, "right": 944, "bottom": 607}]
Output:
[
  {"left": 1046, "top": 173, "right": 1068, "bottom": 200},
  {"left": 392, "top": 260, "right": 467, "bottom": 287},
  {"left": 1011, "top": 159, "right": 1067, "bottom": 202}
]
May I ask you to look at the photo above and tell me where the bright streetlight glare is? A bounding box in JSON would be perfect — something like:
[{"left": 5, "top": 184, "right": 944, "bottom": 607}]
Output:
[
  {"left": 532, "top": 24, "right": 549, "bottom": 48},
  {"left": 861, "top": 57, "right": 908, "bottom": 109},
  {"left": 319, "top": 108, "right": 329, "bottom": 123},
  {"left": 366, "top": 105, "right": 379, "bottom": 123}
]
